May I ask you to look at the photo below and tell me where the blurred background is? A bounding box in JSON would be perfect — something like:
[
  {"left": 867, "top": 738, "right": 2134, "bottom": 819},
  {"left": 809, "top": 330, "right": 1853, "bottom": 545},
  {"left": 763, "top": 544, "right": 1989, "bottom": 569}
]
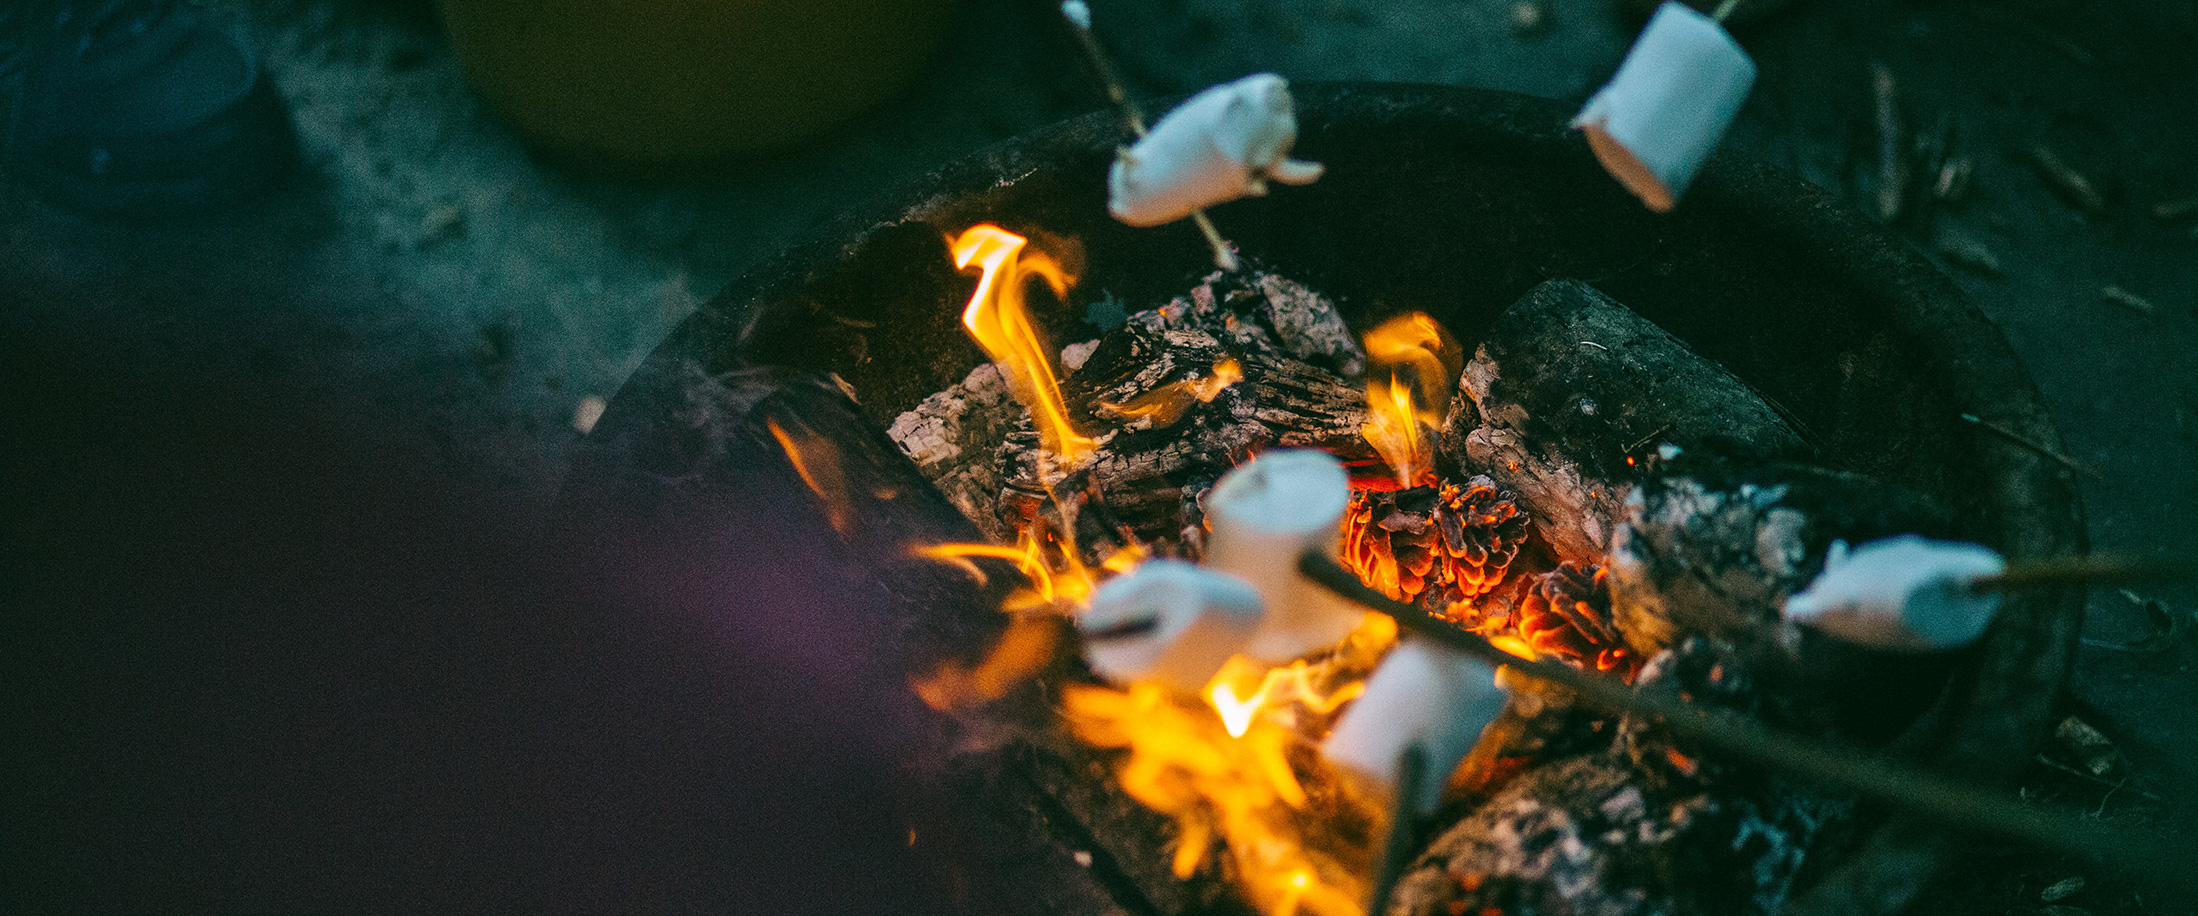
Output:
[{"left": 4, "top": 0, "right": 2193, "bottom": 913}]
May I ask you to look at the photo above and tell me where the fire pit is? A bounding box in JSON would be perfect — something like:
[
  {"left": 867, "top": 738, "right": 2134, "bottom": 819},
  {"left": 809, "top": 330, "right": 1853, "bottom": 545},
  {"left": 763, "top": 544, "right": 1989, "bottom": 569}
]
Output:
[{"left": 560, "top": 84, "right": 2082, "bottom": 916}]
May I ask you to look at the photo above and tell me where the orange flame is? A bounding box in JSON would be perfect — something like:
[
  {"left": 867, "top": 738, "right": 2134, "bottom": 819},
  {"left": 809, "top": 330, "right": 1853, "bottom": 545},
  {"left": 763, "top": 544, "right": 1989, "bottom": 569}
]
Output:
[
  {"left": 1100, "top": 357, "right": 1244, "bottom": 427},
  {"left": 1359, "top": 313, "right": 1461, "bottom": 488},
  {"left": 951, "top": 224, "right": 1097, "bottom": 462},
  {"left": 1062, "top": 615, "right": 1396, "bottom": 916},
  {"left": 765, "top": 417, "right": 856, "bottom": 537}
]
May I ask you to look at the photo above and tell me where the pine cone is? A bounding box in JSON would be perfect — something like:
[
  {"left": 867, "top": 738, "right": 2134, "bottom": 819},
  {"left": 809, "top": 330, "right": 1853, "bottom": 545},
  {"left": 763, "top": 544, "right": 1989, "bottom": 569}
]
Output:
[
  {"left": 1517, "top": 563, "right": 1635, "bottom": 676},
  {"left": 1340, "top": 475, "right": 1531, "bottom": 610}
]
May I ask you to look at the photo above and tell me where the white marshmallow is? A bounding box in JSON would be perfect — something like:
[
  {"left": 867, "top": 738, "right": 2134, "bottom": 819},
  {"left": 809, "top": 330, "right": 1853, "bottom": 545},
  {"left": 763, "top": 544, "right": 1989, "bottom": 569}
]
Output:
[
  {"left": 1782, "top": 535, "right": 2006, "bottom": 650},
  {"left": 1571, "top": 2, "right": 1757, "bottom": 212},
  {"left": 1202, "top": 449, "right": 1367, "bottom": 663},
  {"left": 1079, "top": 559, "right": 1266, "bottom": 691},
  {"left": 1108, "top": 73, "right": 1326, "bottom": 228},
  {"left": 1320, "top": 639, "right": 1505, "bottom": 816}
]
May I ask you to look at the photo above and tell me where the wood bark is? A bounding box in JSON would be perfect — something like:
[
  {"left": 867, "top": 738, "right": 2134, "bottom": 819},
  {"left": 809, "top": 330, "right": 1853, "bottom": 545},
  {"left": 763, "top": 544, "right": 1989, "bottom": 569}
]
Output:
[{"left": 1441, "top": 279, "right": 1811, "bottom": 564}]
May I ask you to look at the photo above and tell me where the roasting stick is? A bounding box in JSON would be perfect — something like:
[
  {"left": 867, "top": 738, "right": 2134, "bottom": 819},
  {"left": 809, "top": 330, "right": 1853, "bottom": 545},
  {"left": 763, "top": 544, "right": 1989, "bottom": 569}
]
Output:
[
  {"left": 1971, "top": 554, "right": 2198, "bottom": 592},
  {"left": 1059, "top": 0, "right": 1242, "bottom": 271},
  {"left": 1294, "top": 552, "right": 2183, "bottom": 876}
]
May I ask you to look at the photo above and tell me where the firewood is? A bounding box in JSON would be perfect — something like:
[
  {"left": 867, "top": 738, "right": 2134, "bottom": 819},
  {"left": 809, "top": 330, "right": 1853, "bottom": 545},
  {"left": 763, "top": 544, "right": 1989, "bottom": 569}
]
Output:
[
  {"left": 1441, "top": 279, "right": 1810, "bottom": 564},
  {"left": 1387, "top": 637, "right": 1845, "bottom": 916}
]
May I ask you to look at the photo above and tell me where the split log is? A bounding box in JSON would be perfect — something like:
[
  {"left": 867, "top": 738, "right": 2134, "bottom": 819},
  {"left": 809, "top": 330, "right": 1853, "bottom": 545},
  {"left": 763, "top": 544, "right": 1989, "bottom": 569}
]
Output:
[
  {"left": 1390, "top": 637, "right": 1847, "bottom": 916},
  {"left": 1606, "top": 455, "right": 1968, "bottom": 744},
  {"left": 1441, "top": 279, "right": 1811, "bottom": 564}
]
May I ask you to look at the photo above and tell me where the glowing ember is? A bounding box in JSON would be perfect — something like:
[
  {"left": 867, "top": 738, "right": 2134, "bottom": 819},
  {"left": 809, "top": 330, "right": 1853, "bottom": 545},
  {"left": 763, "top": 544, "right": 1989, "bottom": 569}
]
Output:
[
  {"left": 1100, "top": 357, "right": 1244, "bottom": 427},
  {"left": 951, "top": 224, "right": 1098, "bottom": 462},
  {"left": 1358, "top": 313, "right": 1460, "bottom": 488}
]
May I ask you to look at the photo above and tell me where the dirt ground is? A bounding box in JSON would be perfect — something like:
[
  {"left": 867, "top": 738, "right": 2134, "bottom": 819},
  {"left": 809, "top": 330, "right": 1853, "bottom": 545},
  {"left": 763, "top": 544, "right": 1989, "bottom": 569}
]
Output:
[{"left": 5, "top": 0, "right": 2193, "bottom": 913}]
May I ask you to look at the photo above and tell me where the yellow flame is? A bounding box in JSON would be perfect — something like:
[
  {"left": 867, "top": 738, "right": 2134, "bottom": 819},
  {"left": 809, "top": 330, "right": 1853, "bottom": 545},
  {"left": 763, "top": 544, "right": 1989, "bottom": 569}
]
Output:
[
  {"left": 1100, "top": 357, "right": 1245, "bottom": 427},
  {"left": 951, "top": 224, "right": 1097, "bottom": 462},
  {"left": 917, "top": 527, "right": 1099, "bottom": 611},
  {"left": 911, "top": 616, "right": 1062, "bottom": 712},
  {"left": 1062, "top": 615, "right": 1396, "bottom": 916},
  {"left": 1359, "top": 313, "right": 1461, "bottom": 488},
  {"left": 1488, "top": 634, "right": 1538, "bottom": 661}
]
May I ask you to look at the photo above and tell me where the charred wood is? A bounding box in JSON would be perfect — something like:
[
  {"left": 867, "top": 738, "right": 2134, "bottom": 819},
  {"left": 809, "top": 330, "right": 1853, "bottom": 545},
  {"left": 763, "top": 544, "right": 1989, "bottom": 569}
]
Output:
[{"left": 1441, "top": 280, "right": 1811, "bottom": 564}]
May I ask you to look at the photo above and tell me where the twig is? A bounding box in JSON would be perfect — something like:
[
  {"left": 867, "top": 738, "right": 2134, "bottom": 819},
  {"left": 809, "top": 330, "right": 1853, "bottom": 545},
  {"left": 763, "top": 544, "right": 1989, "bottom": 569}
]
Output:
[
  {"left": 1710, "top": 0, "right": 1743, "bottom": 23},
  {"left": 2153, "top": 195, "right": 2198, "bottom": 221},
  {"left": 2026, "top": 144, "right": 2108, "bottom": 215},
  {"left": 1296, "top": 552, "right": 2178, "bottom": 873},
  {"left": 2101, "top": 285, "right": 2158, "bottom": 316},
  {"left": 1058, "top": 1, "right": 1240, "bottom": 272},
  {"left": 2033, "top": 755, "right": 2163, "bottom": 802},
  {"left": 1871, "top": 62, "right": 1906, "bottom": 224},
  {"left": 1624, "top": 423, "right": 1675, "bottom": 455},
  {"left": 1958, "top": 412, "right": 2101, "bottom": 479}
]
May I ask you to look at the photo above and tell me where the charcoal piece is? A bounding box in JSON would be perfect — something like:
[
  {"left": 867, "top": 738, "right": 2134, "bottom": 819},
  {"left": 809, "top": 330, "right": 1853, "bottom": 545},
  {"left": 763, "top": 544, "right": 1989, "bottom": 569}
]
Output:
[
  {"left": 1340, "top": 477, "right": 1532, "bottom": 610},
  {"left": 1605, "top": 457, "right": 1955, "bottom": 658},
  {"left": 1441, "top": 279, "right": 1811, "bottom": 563}
]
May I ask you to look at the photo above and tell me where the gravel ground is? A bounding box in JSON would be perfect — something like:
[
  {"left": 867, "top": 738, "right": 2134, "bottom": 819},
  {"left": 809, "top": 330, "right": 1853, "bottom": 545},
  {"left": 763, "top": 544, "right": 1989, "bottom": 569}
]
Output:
[{"left": 5, "top": 0, "right": 2193, "bottom": 912}]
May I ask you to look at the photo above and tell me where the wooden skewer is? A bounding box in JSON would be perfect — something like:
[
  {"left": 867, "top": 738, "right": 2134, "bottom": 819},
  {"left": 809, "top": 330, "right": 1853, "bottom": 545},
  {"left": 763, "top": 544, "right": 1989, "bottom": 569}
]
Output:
[
  {"left": 1294, "top": 551, "right": 2181, "bottom": 878},
  {"left": 1972, "top": 555, "right": 2198, "bottom": 592},
  {"left": 1058, "top": 1, "right": 1242, "bottom": 272}
]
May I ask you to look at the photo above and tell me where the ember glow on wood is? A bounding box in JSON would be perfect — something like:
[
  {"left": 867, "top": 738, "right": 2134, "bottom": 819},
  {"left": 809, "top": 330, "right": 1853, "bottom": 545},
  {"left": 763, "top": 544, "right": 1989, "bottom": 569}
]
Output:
[
  {"left": 1108, "top": 74, "right": 1325, "bottom": 228},
  {"left": 950, "top": 223, "right": 1098, "bottom": 462},
  {"left": 1571, "top": 1, "right": 1756, "bottom": 212}
]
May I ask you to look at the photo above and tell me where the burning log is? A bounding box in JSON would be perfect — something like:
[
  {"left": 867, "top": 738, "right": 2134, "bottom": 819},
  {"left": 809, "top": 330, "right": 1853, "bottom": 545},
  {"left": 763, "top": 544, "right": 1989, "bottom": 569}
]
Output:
[
  {"left": 1606, "top": 457, "right": 1953, "bottom": 657},
  {"left": 1442, "top": 279, "right": 1810, "bottom": 564},
  {"left": 893, "top": 269, "right": 1375, "bottom": 554}
]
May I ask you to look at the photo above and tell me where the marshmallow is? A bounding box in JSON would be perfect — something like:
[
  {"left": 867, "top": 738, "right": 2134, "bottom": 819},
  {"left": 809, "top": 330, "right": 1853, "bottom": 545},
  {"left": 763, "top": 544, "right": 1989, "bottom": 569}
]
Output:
[
  {"left": 1108, "top": 74, "right": 1325, "bottom": 228},
  {"left": 1320, "top": 639, "right": 1505, "bottom": 816},
  {"left": 1079, "top": 559, "right": 1266, "bottom": 691},
  {"left": 1782, "top": 535, "right": 2006, "bottom": 650},
  {"left": 1203, "top": 449, "right": 1368, "bottom": 663},
  {"left": 1571, "top": 2, "right": 1756, "bottom": 212}
]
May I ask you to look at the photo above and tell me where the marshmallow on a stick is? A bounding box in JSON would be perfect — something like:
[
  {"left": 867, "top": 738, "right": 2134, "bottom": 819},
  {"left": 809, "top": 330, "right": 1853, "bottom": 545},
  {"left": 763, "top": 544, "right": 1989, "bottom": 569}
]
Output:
[
  {"left": 1078, "top": 559, "right": 1266, "bottom": 691},
  {"left": 1321, "top": 639, "right": 1505, "bottom": 816},
  {"left": 1782, "top": 535, "right": 2006, "bottom": 650},
  {"left": 1571, "top": 1, "right": 1756, "bottom": 212},
  {"left": 1108, "top": 73, "right": 1325, "bottom": 228},
  {"left": 1202, "top": 449, "right": 1368, "bottom": 663}
]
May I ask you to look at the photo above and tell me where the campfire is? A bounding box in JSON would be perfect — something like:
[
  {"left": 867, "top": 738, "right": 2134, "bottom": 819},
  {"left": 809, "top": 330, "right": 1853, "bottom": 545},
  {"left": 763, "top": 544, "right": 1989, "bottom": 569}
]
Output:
[
  {"left": 883, "top": 213, "right": 1969, "bottom": 916},
  {"left": 561, "top": 76, "right": 2106, "bottom": 916}
]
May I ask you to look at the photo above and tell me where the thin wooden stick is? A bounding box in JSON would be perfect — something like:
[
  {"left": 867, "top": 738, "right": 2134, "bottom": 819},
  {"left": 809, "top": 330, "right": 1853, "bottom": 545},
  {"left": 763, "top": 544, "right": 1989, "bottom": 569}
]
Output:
[
  {"left": 1295, "top": 552, "right": 2176, "bottom": 873},
  {"left": 1058, "top": 1, "right": 1241, "bottom": 272},
  {"left": 1973, "top": 555, "right": 2198, "bottom": 592},
  {"left": 1959, "top": 412, "right": 2101, "bottom": 479}
]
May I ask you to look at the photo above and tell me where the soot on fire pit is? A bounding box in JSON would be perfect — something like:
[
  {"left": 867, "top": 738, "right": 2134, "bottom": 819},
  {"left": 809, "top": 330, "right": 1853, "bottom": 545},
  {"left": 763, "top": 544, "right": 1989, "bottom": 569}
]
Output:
[{"left": 878, "top": 224, "right": 1980, "bottom": 916}]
